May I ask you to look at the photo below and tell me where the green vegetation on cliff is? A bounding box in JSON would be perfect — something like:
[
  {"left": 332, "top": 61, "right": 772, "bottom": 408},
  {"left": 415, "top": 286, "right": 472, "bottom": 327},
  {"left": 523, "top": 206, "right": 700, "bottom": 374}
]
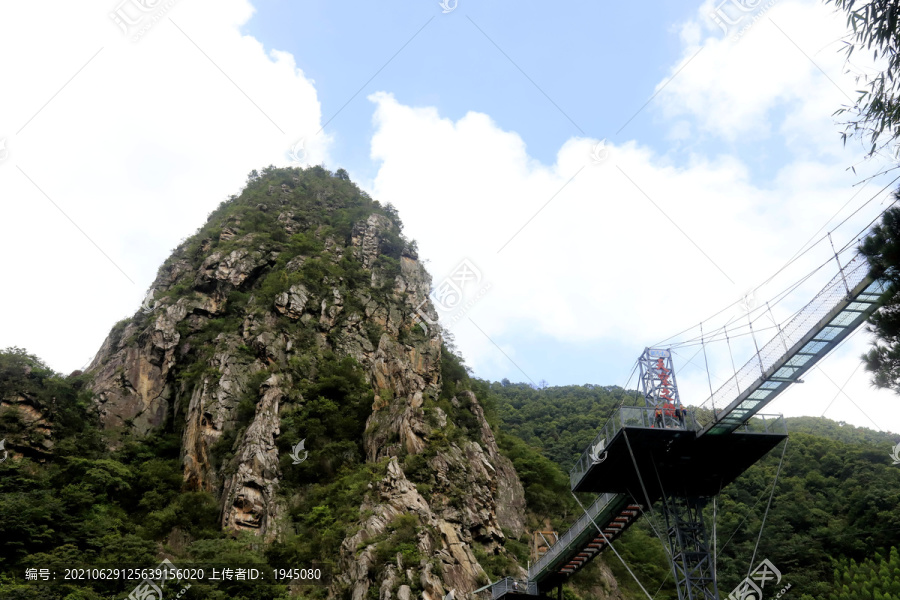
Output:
[
  {"left": 0, "top": 349, "right": 227, "bottom": 599},
  {"left": 0, "top": 164, "right": 423, "bottom": 600}
]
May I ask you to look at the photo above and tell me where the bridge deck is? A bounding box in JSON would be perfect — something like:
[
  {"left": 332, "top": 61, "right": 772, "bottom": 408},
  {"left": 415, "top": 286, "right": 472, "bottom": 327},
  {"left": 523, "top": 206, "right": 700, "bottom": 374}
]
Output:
[{"left": 698, "top": 257, "right": 886, "bottom": 436}]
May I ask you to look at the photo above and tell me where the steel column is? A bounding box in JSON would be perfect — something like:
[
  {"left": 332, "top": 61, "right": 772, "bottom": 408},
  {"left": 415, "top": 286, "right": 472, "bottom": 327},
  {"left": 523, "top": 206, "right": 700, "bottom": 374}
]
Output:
[{"left": 662, "top": 495, "right": 719, "bottom": 600}]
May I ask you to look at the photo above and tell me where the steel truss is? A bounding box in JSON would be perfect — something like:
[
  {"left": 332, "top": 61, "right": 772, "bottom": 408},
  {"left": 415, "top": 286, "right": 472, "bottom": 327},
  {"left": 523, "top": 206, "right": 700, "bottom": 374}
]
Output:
[{"left": 662, "top": 495, "right": 719, "bottom": 600}]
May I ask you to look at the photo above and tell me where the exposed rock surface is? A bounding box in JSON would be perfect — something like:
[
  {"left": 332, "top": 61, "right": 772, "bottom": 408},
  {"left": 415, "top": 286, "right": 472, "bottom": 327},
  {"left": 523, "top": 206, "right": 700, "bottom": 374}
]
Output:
[
  {"left": 0, "top": 354, "right": 94, "bottom": 461},
  {"left": 84, "top": 167, "right": 529, "bottom": 599},
  {"left": 0, "top": 393, "right": 54, "bottom": 456},
  {"left": 219, "top": 374, "right": 283, "bottom": 540}
]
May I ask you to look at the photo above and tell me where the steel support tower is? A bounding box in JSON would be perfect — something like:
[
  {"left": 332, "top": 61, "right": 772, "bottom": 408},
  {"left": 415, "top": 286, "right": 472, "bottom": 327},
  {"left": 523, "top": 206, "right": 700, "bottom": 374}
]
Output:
[
  {"left": 638, "top": 349, "right": 719, "bottom": 600},
  {"left": 662, "top": 495, "right": 718, "bottom": 600}
]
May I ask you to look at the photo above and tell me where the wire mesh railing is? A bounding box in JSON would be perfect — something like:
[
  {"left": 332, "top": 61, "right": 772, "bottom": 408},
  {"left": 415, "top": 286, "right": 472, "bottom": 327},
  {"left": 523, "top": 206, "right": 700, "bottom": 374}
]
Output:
[
  {"left": 695, "top": 253, "right": 873, "bottom": 429},
  {"left": 730, "top": 413, "right": 787, "bottom": 435}
]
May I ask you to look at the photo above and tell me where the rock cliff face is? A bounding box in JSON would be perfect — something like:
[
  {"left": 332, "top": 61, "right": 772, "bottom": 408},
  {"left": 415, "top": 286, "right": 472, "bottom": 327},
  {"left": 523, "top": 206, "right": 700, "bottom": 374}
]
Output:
[
  {"left": 0, "top": 392, "right": 53, "bottom": 457},
  {"left": 85, "top": 166, "right": 526, "bottom": 598}
]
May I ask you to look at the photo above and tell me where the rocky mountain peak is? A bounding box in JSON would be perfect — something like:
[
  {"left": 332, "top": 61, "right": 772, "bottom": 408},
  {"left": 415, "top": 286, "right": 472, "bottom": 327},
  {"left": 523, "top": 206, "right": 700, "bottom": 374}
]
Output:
[{"left": 83, "top": 165, "right": 526, "bottom": 598}]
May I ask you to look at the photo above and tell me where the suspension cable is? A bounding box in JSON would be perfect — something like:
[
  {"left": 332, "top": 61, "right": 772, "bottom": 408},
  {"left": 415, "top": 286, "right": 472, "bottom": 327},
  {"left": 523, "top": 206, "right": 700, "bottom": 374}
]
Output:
[
  {"left": 652, "top": 570, "right": 671, "bottom": 599},
  {"left": 652, "top": 176, "right": 900, "bottom": 350},
  {"left": 660, "top": 268, "right": 820, "bottom": 351},
  {"left": 718, "top": 441, "right": 792, "bottom": 557},
  {"left": 725, "top": 329, "right": 740, "bottom": 398},
  {"left": 828, "top": 232, "right": 852, "bottom": 297},
  {"left": 666, "top": 196, "right": 894, "bottom": 354},
  {"left": 746, "top": 438, "right": 789, "bottom": 578},
  {"left": 662, "top": 251, "right": 837, "bottom": 350},
  {"left": 766, "top": 301, "right": 790, "bottom": 356},
  {"left": 782, "top": 177, "right": 872, "bottom": 267},
  {"left": 712, "top": 495, "right": 718, "bottom": 585},
  {"left": 747, "top": 311, "right": 764, "bottom": 377},
  {"left": 701, "top": 322, "right": 715, "bottom": 402},
  {"left": 623, "top": 430, "right": 672, "bottom": 558},
  {"left": 621, "top": 358, "right": 639, "bottom": 390}
]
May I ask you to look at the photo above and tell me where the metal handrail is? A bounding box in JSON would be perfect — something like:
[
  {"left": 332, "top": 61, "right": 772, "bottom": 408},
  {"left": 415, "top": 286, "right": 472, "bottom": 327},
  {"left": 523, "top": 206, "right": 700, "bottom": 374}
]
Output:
[
  {"left": 732, "top": 413, "right": 787, "bottom": 435},
  {"left": 526, "top": 492, "right": 620, "bottom": 581},
  {"left": 490, "top": 577, "right": 538, "bottom": 598}
]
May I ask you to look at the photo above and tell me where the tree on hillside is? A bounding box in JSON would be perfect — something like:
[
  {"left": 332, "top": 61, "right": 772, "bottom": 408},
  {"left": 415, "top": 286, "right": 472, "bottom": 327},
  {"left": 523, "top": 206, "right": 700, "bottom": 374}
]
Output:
[
  {"left": 829, "top": 0, "right": 900, "bottom": 156},
  {"left": 827, "top": 0, "right": 900, "bottom": 391},
  {"left": 859, "top": 205, "right": 900, "bottom": 391}
]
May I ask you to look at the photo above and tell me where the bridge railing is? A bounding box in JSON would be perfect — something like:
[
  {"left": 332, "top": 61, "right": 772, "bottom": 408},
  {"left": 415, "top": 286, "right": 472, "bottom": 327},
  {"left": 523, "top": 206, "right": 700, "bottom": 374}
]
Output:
[
  {"left": 527, "top": 492, "right": 619, "bottom": 581},
  {"left": 490, "top": 577, "right": 538, "bottom": 598},
  {"left": 695, "top": 253, "right": 873, "bottom": 428},
  {"left": 570, "top": 405, "right": 696, "bottom": 490},
  {"left": 731, "top": 413, "right": 787, "bottom": 435}
]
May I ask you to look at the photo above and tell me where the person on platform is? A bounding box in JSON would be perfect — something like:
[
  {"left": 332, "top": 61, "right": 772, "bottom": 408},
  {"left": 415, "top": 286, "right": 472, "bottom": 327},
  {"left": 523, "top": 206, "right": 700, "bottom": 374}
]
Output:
[
  {"left": 653, "top": 405, "right": 663, "bottom": 428},
  {"left": 663, "top": 401, "right": 676, "bottom": 427},
  {"left": 675, "top": 404, "right": 686, "bottom": 428}
]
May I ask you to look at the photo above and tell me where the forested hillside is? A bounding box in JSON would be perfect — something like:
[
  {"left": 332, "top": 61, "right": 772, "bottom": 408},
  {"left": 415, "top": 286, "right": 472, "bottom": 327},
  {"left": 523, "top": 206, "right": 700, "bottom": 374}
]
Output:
[{"left": 4, "top": 348, "right": 899, "bottom": 599}]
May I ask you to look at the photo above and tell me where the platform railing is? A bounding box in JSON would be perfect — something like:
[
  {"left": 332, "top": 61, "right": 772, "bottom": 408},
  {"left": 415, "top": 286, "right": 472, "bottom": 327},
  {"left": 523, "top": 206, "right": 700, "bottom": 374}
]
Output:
[
  {"left": 570, "top": 405, "right": 696, "bottom": 490},
  {"left": 527, "top": 492, "right": 619, "bottom": 581},
  {"left": 731, "top": 413, "right": 787, "bottom": 435},
  {"left": 490, "top": 577, "right": 538, "bottom": 598}
]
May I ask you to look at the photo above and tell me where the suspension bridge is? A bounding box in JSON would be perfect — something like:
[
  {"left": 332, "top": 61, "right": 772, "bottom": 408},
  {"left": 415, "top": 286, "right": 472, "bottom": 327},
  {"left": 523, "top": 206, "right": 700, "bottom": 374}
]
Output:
[{"left": 484, "top": 250, "right": 889, "bottom": 600}]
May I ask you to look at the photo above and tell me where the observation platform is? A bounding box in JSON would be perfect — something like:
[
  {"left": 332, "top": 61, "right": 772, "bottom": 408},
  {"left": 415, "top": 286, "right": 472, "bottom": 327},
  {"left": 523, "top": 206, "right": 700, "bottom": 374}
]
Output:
[
  {"left": 569, "top": 406, "right": 786, "bottom": 497},
  {"left": 508, "top": 407, "right": 787, "bottom": 592}
]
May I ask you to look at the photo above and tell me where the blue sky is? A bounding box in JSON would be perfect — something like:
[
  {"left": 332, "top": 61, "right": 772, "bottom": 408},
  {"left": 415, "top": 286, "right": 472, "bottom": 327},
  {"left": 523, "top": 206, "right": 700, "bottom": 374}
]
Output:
[
  {"left": 240, "top": 0, "right": 775, "bottom": 180},
  {"left": 1, "top": 0, "right": 898, "bottom": 432},
  {"left": 238, "top": 0, "right": 823, "bottom": 196}
]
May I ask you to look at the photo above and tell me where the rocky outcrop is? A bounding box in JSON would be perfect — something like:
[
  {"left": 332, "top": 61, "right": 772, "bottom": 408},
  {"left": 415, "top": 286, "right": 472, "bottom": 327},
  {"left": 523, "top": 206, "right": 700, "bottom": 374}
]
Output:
[
  {"left": 84, "top": 167, "right": 529, "bottom": 600},
  {"left": 352, "top": 214, "right": 392, "bottom": 270},
  {"left": 88, "top": 312, "right": 172, "bottom": 437},
  {"left": 0, "top": 393, "right": 53, "bottom": 456},
  {"left": 87, "top": 230, "right": 278, "bottom": 439},
  {"left": 220, "top": 374, "right": 283, "bottom": 541},
  {"left": 338, "top": 458, "right": 490, "bottom": 600},
  {"left": 274, "top": 284, "right": 309, "bottom": 319},
  {"left": 198, "top": 246, "right": 275, "bottom": 290},
  {"left": 465, "top": 391, "right": 526, "bottom": 537}
]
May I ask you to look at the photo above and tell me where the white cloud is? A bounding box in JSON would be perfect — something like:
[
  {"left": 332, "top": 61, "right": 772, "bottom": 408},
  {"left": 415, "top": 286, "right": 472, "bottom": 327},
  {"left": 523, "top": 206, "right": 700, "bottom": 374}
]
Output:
[
  {"left": 0, "top": 0, "right": 326, "bottom": 372},
  {"left": 664, "top": 0, "right": 862, "bottom": 151},
  {"left": 367, "top": 92, "right": 875, "bottom": 342}
]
